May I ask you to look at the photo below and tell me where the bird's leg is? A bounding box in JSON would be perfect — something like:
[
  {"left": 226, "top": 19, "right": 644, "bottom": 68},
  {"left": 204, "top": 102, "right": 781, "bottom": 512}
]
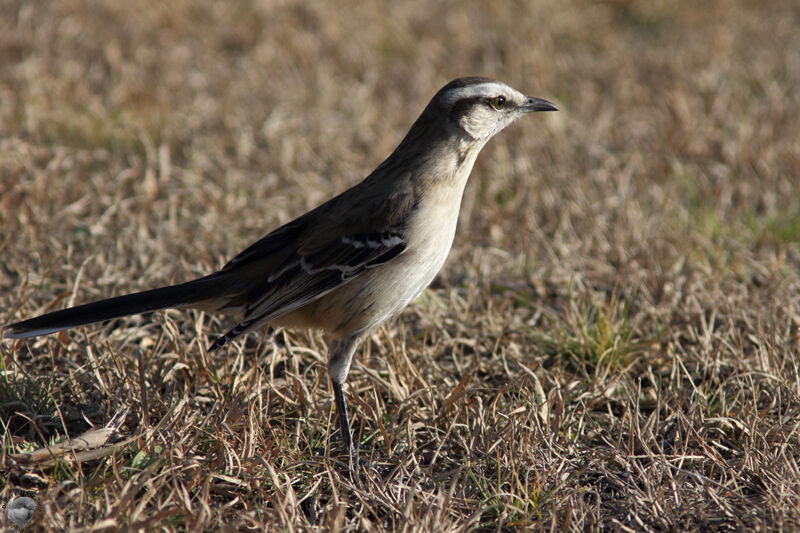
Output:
[
  {"left": 327, "top": 336, "right": 360, "bottom": 462},
  {"left": 331, "top": 379, "right": 355, "bottom": 458}
]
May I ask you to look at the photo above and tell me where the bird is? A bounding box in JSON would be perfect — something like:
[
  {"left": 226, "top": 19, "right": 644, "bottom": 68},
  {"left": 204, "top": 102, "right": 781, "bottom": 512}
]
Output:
[{"left": 4, "top": 77, "right": 557, "bottom": 459}]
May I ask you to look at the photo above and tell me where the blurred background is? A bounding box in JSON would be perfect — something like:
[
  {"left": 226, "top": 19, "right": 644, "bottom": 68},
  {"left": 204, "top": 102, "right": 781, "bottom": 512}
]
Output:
[
  {"left": 1, "top": 0, "right": 798, "bottom": 530},
  {"left": 1, "top": 1, "right": 798, "bottom": 284}
]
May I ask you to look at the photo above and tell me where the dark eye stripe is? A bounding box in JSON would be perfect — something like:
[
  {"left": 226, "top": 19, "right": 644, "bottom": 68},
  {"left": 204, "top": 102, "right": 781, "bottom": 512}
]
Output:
[{"left": 450, "top": 95, "right": 513, "bottom": 115}]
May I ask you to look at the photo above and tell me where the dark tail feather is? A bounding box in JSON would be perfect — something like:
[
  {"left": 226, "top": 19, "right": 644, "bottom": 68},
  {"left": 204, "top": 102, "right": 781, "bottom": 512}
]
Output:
[
  {"left": 208, "top": 325, "right": 275, "bottom": 353},
  {"left": 4, "top": 275, "right": 227, "bottom": 339}
]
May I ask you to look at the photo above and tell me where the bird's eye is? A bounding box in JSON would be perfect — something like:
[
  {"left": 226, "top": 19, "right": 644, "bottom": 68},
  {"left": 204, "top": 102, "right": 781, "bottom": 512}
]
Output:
[{"left": 491, "top": 96, "right": 506, "bottom": 110}]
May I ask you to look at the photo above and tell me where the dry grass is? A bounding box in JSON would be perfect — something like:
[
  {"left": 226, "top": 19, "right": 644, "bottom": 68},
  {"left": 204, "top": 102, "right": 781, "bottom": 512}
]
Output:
[{"left": 2, "top": 0, "right": 799, "bottom": 530}]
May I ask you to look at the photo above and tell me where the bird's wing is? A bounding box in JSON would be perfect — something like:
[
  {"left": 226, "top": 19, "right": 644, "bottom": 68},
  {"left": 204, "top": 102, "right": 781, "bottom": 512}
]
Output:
[
  {"left": 207, "top": 178, "right": 416, "bottom": 350},
  {"left": 220, "top": 217, "right": 307, "bottom": 272},
  {"left": 207, "top": 230, "right": 406, "bottom": 351}
]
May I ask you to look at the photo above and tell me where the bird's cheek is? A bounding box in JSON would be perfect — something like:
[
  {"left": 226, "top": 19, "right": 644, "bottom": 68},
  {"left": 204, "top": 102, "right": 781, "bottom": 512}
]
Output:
[
  {"left": 458, "top": 113, "right": 489, "bottom": 140},
  {"left": 456, "top": 115, "right": 476, "bottom": 137}
]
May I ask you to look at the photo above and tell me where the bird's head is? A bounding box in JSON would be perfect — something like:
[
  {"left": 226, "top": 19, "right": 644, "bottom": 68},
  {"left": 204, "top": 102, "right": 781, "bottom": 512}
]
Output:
[{"left": 434, "top": 77, "right": 557, "bottom": 141}]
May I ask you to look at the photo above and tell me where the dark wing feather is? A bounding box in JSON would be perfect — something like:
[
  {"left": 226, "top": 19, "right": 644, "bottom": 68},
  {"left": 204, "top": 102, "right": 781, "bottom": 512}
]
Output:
[
  {"left": 208, "top": 231, "right": 406, "bottom": 351},
  {"left": 221, "top": 218, "right": 307, "bottom": 271}
]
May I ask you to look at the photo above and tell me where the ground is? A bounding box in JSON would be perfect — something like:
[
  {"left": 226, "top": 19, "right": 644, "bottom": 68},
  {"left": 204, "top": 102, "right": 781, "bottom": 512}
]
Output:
[{"left": 1, "top": 0, "right": 799, "bottom": 531}]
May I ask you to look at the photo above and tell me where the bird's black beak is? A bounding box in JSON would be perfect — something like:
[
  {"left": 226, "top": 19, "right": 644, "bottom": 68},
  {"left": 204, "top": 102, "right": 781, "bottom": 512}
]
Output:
[{"left": 523, "top": 96, "right": 558, "bottom": 113}]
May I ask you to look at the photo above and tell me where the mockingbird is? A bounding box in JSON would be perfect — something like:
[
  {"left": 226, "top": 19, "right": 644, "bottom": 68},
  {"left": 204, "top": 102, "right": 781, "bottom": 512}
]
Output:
[{"left": 5, "top": 77, "right": 556, "bottom": 457}]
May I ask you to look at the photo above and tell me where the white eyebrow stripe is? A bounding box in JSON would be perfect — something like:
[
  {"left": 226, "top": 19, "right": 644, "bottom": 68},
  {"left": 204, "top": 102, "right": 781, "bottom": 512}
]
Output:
[{"left": 442, "top": 82, "right": 510, "bottom": 106}]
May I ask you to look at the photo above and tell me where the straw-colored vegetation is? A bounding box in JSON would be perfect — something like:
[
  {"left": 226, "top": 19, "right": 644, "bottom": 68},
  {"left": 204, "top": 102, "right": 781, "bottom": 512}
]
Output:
[{"left": 2, "top": 0, "right": 799, "bottom": 530}]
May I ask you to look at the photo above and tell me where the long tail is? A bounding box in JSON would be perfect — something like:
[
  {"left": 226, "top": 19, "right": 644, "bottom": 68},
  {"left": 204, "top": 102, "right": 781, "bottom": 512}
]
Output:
[{"left": 4, "top": 275, "right": 229, "bottom": 339}]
